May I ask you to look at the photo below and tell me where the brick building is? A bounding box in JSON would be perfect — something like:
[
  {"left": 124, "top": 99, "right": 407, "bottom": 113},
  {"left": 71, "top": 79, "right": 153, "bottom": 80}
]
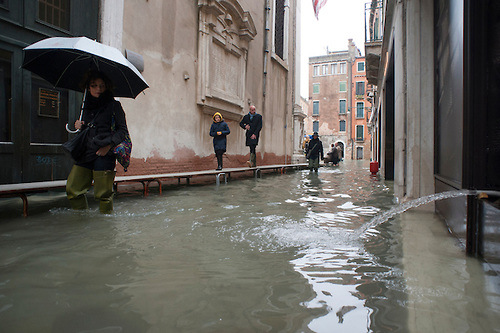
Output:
[{"left": 305, "top": 40, "right": 372, "bottom": 160}]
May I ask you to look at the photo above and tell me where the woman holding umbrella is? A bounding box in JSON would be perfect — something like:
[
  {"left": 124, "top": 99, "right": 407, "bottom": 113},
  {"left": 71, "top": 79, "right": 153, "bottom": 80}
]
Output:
[{"left": 65, "top": 71, "right": 129, "bottom": 214}]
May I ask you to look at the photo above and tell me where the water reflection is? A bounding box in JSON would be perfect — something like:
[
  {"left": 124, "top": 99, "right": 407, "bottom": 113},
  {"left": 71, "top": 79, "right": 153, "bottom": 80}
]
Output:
[{"left": 0, "top": 161, "right": 498, "bottom": 332}]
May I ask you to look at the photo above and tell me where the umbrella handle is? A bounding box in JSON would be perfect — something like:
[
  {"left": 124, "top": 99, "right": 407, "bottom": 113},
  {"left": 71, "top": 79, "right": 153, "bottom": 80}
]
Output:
[
  {"left": 65, "top": 123, "right": 80, "bottom": 134},
  {"left": 65, "top": 88, "right": 87, "bottom": 134}
]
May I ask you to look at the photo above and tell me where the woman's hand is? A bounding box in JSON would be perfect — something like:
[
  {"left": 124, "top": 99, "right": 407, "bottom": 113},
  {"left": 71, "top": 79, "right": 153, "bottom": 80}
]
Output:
[
  {"left": 96, "top": 145, "right": 112, "bottom": 157},
  {"left": 217, "top": 131, "right": 222, "bottom": 136},
  {"left": 75, "top": 120, "right": 84, "bottom": 130}
]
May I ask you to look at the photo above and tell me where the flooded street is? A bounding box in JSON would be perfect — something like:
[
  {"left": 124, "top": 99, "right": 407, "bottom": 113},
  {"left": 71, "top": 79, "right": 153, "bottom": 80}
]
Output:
[{"left": 1, "top": 161, "right": 499, "bottom": 332}]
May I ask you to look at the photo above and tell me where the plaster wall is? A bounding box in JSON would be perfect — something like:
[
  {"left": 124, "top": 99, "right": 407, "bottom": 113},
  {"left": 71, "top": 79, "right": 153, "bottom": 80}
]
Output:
[
  {"left": 121, "top": 0, "right": 201, "bottom": 161},
  {"left": 393, "top": 1, "right": 407, "bottom": 198},
  {"left": 99, "top": 0, "right": 124, "bottom": 50},
  {"left": 387, "top": 0, "right": 435, "bottom": 199},
  {"left": 405, "top": 0, "right": 435, "bottom": 198},
  {"left": 99, "top": 0, "right": 297, "bottom": 174}
]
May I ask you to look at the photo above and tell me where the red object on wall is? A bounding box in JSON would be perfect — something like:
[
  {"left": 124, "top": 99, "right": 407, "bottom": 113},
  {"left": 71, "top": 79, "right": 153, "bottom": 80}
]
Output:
[{"left": 370, "top": 161, "right": 379, "bottom": 175}]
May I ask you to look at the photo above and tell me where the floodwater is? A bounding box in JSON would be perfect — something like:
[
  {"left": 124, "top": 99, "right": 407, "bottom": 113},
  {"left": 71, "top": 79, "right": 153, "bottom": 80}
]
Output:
[{"left": 0, "top": 160, "right": 499, "bottom": 332}]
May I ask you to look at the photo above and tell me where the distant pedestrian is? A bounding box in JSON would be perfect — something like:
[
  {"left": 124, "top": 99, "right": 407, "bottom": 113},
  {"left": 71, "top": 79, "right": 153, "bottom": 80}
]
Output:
[
  {"left": 330, "top": 143, "right": 341, "bottom": 166},
  {"left": 239, "top": 105, "right": 262, "bottom": 167},
  {"left": 324, "top": 143, "right": 334, "bottom": 164},
  {"left": 305, "top": 132, "right": 323, "bottom": 172},
  {"left": 303, "top": 135, "right": 310, "bottom": 156},
  {"left": 209, "top": 112, "right": 230, "bottom": 170}
]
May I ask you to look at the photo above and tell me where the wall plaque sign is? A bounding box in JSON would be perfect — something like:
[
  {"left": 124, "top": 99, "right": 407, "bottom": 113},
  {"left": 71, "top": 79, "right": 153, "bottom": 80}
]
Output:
[{"left": 38, "top": 88, "right": 59, "bottom": 118}]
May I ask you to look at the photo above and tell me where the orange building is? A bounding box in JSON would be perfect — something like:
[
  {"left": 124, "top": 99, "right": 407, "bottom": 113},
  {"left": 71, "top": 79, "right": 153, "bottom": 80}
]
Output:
[{"left": 350, "top": 57, "right": 373, "bottom": 160}]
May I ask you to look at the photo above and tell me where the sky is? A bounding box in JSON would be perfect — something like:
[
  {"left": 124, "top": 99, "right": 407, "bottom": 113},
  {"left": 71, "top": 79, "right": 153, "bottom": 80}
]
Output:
[{"left": 300, "top": 0, "right": 367, "bottom": 97}]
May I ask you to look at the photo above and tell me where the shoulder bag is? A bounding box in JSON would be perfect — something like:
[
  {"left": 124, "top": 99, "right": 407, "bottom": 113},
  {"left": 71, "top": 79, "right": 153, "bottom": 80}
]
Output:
[{"left": 62, "top": 110, "right": 101, "bottom": 161}]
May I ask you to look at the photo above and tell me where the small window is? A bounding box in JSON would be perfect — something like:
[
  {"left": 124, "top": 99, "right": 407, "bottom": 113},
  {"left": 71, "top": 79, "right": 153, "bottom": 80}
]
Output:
[
  {"left": 274, "top": 0, "right": 285, "bottom": 60},
  {"left": 339, "top": 120, "right": 346, "bottom": 132},
  {"left": 339, "top": 62, "right": 346, "bottom": 74},
  {"left": 356, "top": 125, "right": 364, "bottom": 141},
  {"left": 356, "top": 147, "right": 364, "bottom": 159},
  {"left": 374, "top": 17, "right": 381, "bottom": 40},
  {"left": 313, "top": 83, "right": 320, "bottom": 94},
  {"left": 356, "top": 81, "right": 365, "bottom": 95},
  {"left": 38, "top": 0, "right": 70, "bottom": 30},
  {"left": 357, "top": 62, "right": 365, "bottom": 72},
  {"left": 322, "top": 64, "right": 328, "bottom": 75},
  {"left": 331, "top": 63, "right": 337, "bottom": 74},
  {"left": 339, "top": 81, "right": 347, "bottom": 92},
  {"left": 312, "top": 101, "right": 319, "bottom": 116},
  {"left": 339, "top": 99, "right": 346, "bottom": 114},
  {"left": 356, "top": 102, "right": 364, "bottom": 118},
  {"left": 313, "top": 121, "right": 319, "bottom": 132},
  {"left": 313, "top": 65, "right": 320, "bottom": 76}
]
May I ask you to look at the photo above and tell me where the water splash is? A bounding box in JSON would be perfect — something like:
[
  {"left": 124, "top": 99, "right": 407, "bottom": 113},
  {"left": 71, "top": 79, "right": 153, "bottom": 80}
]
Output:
[{"left": 355, "top": 190, "right": 473, "bottom": 237}]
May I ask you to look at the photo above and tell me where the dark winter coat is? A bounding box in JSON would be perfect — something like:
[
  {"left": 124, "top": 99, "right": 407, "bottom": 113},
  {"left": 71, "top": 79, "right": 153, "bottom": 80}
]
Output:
[
  {"left": 306, "top": 137, "right": 324, "bottom": 160},
  {"left": 77, "top": 94, "right": 128, "bottom": 164},
  {"left": 210, "top": 118, "right": 230, "bottom": 152},
  {"left": 239, "top": 112, "right": 262, "bottom": 146},
  {"left": 331, "top": 147, "right": 340, "bottom": 164}
]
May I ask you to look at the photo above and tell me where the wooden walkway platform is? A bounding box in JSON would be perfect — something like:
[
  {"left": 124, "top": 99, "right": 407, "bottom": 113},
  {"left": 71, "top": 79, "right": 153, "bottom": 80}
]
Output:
[{"left": 0, "top": 163, "right": 308, "bottom": 217}]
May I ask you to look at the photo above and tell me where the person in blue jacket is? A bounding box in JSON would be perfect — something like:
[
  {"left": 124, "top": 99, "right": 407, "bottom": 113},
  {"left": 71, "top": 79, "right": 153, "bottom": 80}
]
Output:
[{"left": 210, "top": 112, "right": 230, "bottom": 170}]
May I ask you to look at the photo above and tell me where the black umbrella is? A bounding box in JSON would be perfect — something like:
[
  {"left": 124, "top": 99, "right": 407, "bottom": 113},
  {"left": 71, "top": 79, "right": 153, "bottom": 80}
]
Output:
[
  {"left": 22, "top": 36, "right": 148, "bottom": 98},
  {"left": 23, "top": 36, "right": 148, "bottom": 132}
]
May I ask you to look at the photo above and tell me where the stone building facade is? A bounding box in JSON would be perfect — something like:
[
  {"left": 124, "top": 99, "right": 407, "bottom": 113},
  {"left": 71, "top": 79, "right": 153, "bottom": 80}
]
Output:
[
  {"left": 0, "top": 0, "right": 303, "bottom": 184},
  {"left": 365, "top": 0, "right": 500, "bottom": 262},
  {"left": 109, "top": 0, "right": 302, "bottom": 175}
]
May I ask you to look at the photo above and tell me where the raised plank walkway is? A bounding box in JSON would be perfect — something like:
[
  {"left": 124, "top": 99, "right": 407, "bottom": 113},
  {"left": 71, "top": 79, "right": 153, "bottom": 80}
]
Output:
[{"left": 0, "top": 163, "right": 308, "bottom": 217}]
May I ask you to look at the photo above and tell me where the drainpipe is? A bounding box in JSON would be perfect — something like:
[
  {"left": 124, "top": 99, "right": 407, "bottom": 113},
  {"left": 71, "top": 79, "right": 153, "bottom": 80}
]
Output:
[
  {"left": 263, "top": 0, "right": 270, "bottom": 102},
  {"left": 262, "top": 0, "right": 271, "bottom": 164},
  {"left": 347, "top": 42, "right": 354, "bottom": 160},
  {"left": 262, "top": 0, "right": 270, "bottom": 162},
  {"left": 284, "top": 0, "right": 291, "bottom": 164}
]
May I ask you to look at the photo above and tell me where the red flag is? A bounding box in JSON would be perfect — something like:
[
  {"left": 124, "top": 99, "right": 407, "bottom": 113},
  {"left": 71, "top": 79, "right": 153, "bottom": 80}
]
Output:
[{"left": 312, "top": 0, "right": 328, "bottom": 19}]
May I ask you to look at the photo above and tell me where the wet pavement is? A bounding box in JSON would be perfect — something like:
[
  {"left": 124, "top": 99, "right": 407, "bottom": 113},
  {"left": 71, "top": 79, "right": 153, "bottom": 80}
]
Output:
[{"left": 0, "top": 160, "right": 499, "bottom": 332}]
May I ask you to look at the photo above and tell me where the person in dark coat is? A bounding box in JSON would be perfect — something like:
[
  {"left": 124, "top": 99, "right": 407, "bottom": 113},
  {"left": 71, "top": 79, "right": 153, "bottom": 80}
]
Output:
[
  {"left": 239, "top": 105, "right": 262, "bottom": 167},
  {"left": 325, "top": 143, "right": 340, "bottom": 166},
  {"left": 331, "top": 143, "right": 341, "bottom": 166},
  {"left": 305, "top": 132, "right": 324, "bottom": 172},
  {"left": 209, "top": 112, "right": 230, "bottom": 170},
  {"left": 65, "top": 71, "right": 129, "bottom": 214}
]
